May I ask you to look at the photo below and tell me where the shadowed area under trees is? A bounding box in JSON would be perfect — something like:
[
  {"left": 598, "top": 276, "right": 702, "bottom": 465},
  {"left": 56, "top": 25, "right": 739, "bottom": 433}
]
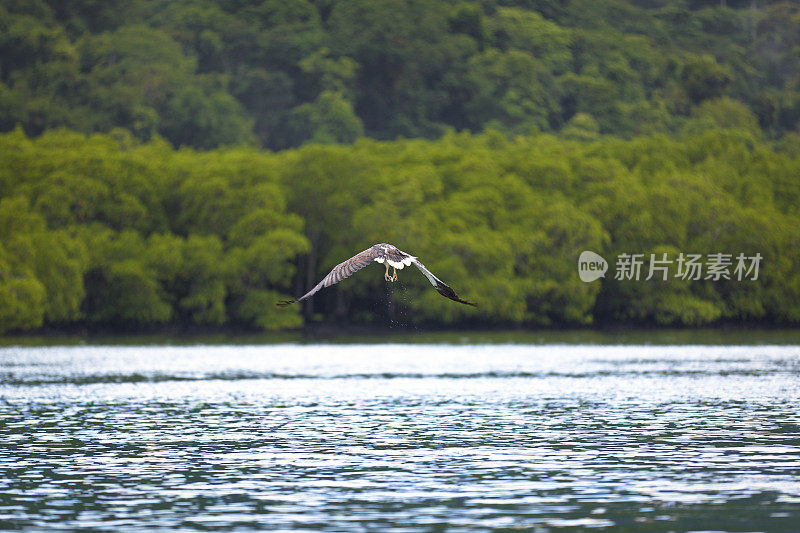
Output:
[{"left": 1, "top": 0, "right": 800, "bottom": 333}]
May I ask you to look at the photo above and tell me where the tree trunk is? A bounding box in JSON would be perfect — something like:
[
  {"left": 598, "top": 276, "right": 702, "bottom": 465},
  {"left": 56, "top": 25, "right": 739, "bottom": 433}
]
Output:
[
  {"left": 335, "top": 288, "right": 347, "bottom": 322},
  {"left": 304, "top": 229, "right": 320, "bottom": 320}
]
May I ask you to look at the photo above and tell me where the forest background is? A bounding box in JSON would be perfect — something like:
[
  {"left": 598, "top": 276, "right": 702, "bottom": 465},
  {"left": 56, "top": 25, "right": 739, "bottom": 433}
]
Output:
[{"left": 1, "top": 0, "right": 800, "bottom": 334}]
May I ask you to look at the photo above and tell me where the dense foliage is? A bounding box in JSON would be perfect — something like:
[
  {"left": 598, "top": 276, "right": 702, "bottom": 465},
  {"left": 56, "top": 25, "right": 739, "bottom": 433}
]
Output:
[
  {"left": 1, "top": 0, "right": 800, "bottom": 149},
  {"left": 2, "top": 126, "right": 799, "bottom": 333},
  {"left": 2, "top": 1, "right": 799, "bottom": 333}
]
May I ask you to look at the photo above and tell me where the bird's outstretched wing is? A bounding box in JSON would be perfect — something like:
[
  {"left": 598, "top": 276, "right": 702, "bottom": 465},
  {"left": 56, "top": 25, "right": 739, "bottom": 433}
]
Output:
[
  {"left": 277, "top": 243, "right": 477, "bottom": 307},
  {"left": 412, "top": 259, "right": 477, "bottom": 307},
  {"left": 277, "top": 245, "right": 381, "bottom": 306}
]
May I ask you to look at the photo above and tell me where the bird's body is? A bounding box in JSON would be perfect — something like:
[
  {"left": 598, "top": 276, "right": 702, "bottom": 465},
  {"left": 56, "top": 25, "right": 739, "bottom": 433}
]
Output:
[{"left": 277, "top": 243, "right": 476, "bottom": 307}]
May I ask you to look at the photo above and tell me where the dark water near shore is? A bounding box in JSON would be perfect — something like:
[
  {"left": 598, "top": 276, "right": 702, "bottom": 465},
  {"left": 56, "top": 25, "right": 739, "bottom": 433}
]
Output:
[{"left": 1, "top": 342, "right": 799, "bottom": 531}]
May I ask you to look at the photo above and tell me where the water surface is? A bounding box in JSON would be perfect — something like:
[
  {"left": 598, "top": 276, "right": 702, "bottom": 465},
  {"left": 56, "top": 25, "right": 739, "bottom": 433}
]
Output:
[{"left": 1, "top": 343, "right": 799, "bottom": 531}]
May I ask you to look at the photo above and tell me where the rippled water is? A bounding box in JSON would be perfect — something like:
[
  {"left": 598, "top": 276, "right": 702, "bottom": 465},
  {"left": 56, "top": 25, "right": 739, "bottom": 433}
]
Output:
[{"left": 1, "top": 343, "right": 799, "bottom": 531}]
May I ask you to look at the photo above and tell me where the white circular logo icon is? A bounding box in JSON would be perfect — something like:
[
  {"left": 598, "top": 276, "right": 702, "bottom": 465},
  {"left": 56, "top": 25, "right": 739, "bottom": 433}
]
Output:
[{"left": 578, "top": 251, "right": 608, "bottom": 282}]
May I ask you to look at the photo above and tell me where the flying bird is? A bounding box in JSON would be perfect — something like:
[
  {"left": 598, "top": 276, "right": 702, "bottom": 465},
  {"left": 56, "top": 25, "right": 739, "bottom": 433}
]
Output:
[{"left": 277, "top": 243, "right": 476, "bottom": 307}]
